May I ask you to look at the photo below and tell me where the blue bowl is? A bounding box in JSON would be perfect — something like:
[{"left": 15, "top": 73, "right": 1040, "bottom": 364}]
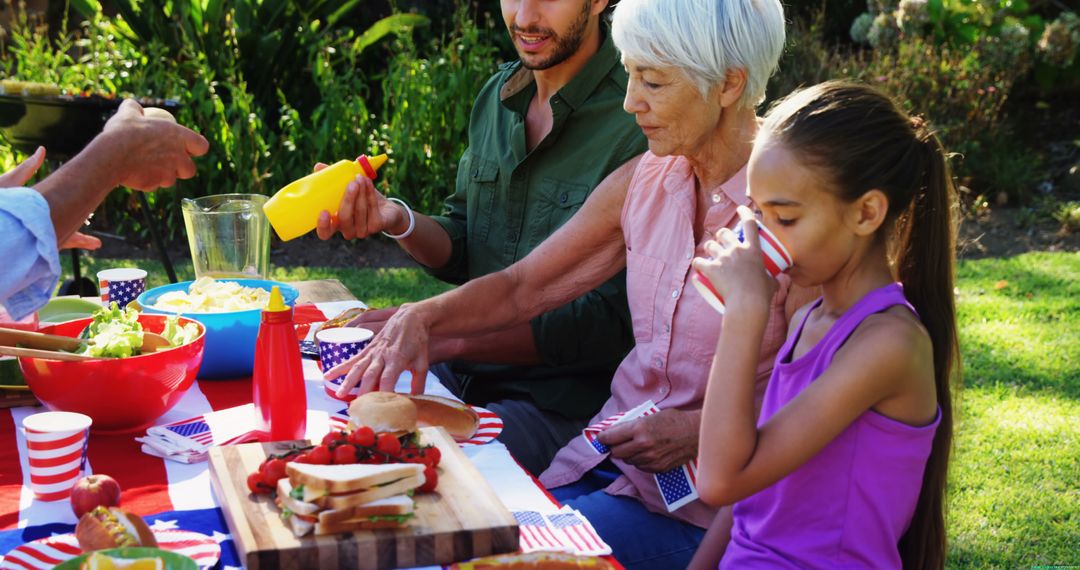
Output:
[{"left": 136, "top": 279, "right": 299, "bottom": 379}]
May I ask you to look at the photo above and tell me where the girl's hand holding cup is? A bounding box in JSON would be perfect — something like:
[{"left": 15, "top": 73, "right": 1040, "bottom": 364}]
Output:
[{"left": 692, "top": 206, "right": 792, "bottom": 314}]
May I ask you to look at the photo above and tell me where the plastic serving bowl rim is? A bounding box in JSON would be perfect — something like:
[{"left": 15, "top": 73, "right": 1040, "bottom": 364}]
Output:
[{"left": 135, "top": 279, "right": 300, "bottom": 316}]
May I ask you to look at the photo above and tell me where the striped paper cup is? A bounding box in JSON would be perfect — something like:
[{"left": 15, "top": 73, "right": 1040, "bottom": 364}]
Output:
[
  {"left": 693, "top": 219, "right": 793, "bottom": 314},
  {"left": 23, "top": 411, "right": 92, "bottom": 501},
  {"left": 97, "top": 268, "right": 147, "bottom": 309}
]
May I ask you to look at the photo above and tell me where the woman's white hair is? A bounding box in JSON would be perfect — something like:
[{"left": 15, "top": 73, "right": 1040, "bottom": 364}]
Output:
[{"left": 611, "top": 0, "right": 786, "bottom": 109}]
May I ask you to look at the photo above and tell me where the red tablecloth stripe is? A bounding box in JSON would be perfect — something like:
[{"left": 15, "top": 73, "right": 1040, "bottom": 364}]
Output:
[
  {"left": 0, "top": 415, "right": 23, "bottom": 529},
  {"left": 87, "top": 433, "right": 172, "bottom": 516}
]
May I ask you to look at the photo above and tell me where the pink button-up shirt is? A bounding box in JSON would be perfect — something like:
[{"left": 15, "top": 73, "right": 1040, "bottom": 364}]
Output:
[{"left": 540, "top": 152, "right": 791, "bottom": 528}]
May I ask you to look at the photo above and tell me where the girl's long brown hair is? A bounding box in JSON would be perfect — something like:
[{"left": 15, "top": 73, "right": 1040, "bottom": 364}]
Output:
[{"left": 761, "top": 81, "right": 960, "bottom": 569}]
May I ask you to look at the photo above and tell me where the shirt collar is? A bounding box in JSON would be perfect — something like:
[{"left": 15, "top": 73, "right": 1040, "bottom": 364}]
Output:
[
  {"left": 499, "top": 25, "right": 620, "bottom": 112},
  {"left": 663, "top": 155, "right": 750, "bottom": 207}
]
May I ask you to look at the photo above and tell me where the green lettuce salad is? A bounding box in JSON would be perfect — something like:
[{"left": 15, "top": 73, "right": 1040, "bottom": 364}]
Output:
[{"left": 76, "top": 303, "right": 199, "bottom": 358}]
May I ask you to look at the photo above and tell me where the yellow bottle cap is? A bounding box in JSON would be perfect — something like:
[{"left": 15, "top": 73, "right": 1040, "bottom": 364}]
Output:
[{"left": 266, "top": 286, "right": 288, "bottom": 312}]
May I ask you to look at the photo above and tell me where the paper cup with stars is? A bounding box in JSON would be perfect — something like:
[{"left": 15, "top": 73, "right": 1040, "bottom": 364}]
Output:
[
  {"left": 97, "top": 268, "right": 147, "bottom": 309},
  {"left": 317, "top": 327, "right": 374, "bottom": 401}
]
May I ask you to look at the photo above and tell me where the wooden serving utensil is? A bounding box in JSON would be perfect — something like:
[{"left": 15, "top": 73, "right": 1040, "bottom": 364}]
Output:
[
  {"left": 0, "top": 328, "right": 84, "bottom": 352},
  {"left": 140, "top": 332, "right": 172, "bottom": 353},
  {"left": 0, "top": 346, "right": 98, "bottom": 361},
  {"left": 0, "top": 328, "right": 172, "bottom": 356}
]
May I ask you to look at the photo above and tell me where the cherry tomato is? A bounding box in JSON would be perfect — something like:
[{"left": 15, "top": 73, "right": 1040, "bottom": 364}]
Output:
[
  {"left": 348, "top": 426, "right": 376, "bottom": 448},
  {"left": 260, "top": 458, "right": 288, "bottom": 483},
  {"left": 423, "top": 446, "right": 441, "bottom": 467},
  {"left": 247, "top": 471, "right": 271, "bottom": 494},
  {"left": 418, "top": 466, "right": 438, "bottom": 493},
  {"left": 376, "top": 432, "right": 402, "bottom": 457},
  {"left": 322, "top": 430, "right": 348, "bottom": 446},
  {"left": 332, "top": 444, "right": 358, "bottom": 465},
  {"left": 307, "top": 445, "right": 332, "bottom": 465}
]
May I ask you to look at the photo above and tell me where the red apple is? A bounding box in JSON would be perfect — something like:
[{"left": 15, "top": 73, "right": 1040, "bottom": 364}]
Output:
[{"left": 70, "top": 474, "right": 122, "bottom": 518}]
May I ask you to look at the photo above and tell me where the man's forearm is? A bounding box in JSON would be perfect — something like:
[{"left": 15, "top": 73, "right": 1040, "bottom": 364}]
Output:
[
  {"left": 33, "top": 131, "right": 124, "bottom": 243},
  {"left": 433, "top": 322, "right": 541, "bottom": 365}
]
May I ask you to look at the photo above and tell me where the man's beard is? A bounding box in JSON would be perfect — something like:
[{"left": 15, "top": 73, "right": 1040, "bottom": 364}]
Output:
[{"left": 512, "top": 0, "right": 592, "bottom": 70}]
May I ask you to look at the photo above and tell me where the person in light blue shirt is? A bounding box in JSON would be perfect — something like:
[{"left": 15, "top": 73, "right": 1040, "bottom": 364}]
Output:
[{"left": 0, "top": 99, "right": 209, "bottom": 320}]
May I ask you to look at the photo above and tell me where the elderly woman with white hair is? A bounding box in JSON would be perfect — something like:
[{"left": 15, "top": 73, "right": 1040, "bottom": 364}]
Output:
[{"left": 326, "top": 0, "right": 802, "bottom": 566}]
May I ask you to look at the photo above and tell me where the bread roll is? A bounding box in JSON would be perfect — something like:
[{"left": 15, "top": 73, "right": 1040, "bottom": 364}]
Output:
[
  {"left": 409, "top": 394, "right": 480, "bottom": 441},
  {"left": 348, "top": 392, "right": 417, "bottom": 434}
]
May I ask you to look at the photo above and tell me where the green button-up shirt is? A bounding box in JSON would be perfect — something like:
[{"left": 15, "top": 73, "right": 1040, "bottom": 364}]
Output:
[{"left": 428, "top": 30, "right": 648, "bottom": 419}]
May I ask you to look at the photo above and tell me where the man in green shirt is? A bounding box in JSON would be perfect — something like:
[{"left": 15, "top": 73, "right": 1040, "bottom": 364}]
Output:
[{"left": 317, "top": 0, "right": 647, "bottom": 474}]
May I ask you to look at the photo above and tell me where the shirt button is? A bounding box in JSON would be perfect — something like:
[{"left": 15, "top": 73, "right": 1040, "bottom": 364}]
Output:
[
  {"left": 473, "top": 169, "right": 480, "bottom": 177},
  {"left": 712, "top": 193, "right": 722, "bottom": 203},
  {"left": 685, "top": 251, "right": 692, "bottom": 260},
  {"left": 559, "top": 192, "right": 568, "bottom": 204},
  {"left": 664, "top": 324, "right": 671, "bottom": 333},
  {"left": 654, "top": 358, "right": 663, "bottom": 368},
  {"left": 660, "top": 386, "right": 668, "bottom": 395},
  {"left": 671, "top": 289, "right": 679, "bottom": 299}
]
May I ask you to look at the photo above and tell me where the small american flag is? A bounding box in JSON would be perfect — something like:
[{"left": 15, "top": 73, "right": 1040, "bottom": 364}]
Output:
[
  {"left": 164, "top": 417, "right": 214, "bottom": 446},
  {"left": 139, "top": 414, "right": 260, "bottom": 464},
  {"left": 514, "top": 510, "right": 568, "bottom": 553},
  {"left": 655, "top": 459, "right": 699, "bottom": 512},
  {"left": 582, "top": 400, "right": 659, "bottom": 455},
  {"left": 546, "top": 509, "right": 611, "bottom": 556}
]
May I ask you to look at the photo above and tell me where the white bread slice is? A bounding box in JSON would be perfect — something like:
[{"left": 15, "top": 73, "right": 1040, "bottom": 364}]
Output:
[
  {"left": 287, "top": 513, "right": 315, "bottom": 537},
  {"left": 276, "top": 478, "right": 321, "bottom": 517},
  {"left": 286, "top": 462, "right": 424, "bottom": 496},
  {"left": 319, "top": 473, "right": 425, "bottom": 510},
  {"left": 316, "top": 495, "right": 414, "bottom": 526}
]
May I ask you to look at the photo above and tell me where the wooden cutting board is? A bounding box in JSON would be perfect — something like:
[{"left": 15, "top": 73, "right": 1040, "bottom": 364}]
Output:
[{"left": 208, "top": 427, "right": 519, "bottom": 569}]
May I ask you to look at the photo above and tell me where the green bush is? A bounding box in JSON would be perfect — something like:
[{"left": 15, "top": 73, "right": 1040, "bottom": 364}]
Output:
[
  {"left": 0, "top": 1, "right": 502, "bottom": 242},
  {"left": 374, "top": 4, "right": 502, "bottom": 213},
  {"left": 770, "top": 11, "right": 1042, "bottom": 205}
]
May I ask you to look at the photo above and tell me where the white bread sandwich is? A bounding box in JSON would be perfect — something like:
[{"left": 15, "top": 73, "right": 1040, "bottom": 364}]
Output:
[
  {"left": 277, "top": 479, "right": 417, "bottom": 536},
  {"left": 276, "top": 462, "right": 425, "bottom": 536},
  {"left": 284, "top": 462, "right": 425, "bottom": 509}
]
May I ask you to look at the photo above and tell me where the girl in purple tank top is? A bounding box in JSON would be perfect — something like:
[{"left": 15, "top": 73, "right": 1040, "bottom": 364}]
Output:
[{"left": 690, "top": 82, "right": 960, "bottom": 569}]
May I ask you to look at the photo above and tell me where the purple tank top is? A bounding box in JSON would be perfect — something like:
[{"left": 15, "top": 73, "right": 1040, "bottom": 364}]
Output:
[{"left": 720, "top": 283, "right": 940, "bottom": 569}]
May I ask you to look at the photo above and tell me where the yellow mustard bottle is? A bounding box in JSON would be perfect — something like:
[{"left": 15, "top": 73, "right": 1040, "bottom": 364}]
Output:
[{"left": 263, "top": 153, "right": 388, "bottom": 241}]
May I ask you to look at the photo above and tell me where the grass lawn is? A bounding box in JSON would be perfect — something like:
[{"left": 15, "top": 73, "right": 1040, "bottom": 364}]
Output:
[{"left": 72, "top": 251, "right": 1078, "bottom": 568}]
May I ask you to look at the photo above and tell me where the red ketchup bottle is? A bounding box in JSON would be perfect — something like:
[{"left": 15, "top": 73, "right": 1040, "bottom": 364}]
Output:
[{"left": 252, "top": 286, "right": 307, "bottom": 440}]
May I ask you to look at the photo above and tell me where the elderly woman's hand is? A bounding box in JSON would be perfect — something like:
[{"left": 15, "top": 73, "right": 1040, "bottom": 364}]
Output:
[
  {"left": 324, "top": 303, "right": 432, "bottom": 396},
  {"left": 597, "top": 408, "right": 700, "bottom": 473}
]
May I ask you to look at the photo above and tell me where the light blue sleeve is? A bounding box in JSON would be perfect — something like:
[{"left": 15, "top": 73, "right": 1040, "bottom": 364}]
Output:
[{"left": 0, "top": 188, "right": 60, "bottom": 320}]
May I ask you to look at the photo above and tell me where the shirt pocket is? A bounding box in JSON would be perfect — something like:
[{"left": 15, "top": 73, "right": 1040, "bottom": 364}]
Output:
[
  {"left": 463, "top": 155, "right": 500, "bottom": 243},
  {"left": 626, "top": 250, "right": 665, "bottom": 343},
  {"left": 530, "top": 178, "right": 590, "bottom": 247}
]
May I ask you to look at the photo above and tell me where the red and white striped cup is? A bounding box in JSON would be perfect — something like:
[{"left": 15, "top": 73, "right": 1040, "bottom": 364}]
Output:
[
  {"left": 23, "top": 411, "right": 92, "bottom": 501},
  {"left": 692, "top": 219, "right": 793, "bottom": 314}
]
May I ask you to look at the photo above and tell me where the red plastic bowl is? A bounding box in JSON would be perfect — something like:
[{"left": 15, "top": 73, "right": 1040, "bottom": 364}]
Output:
[{"left": 19, "top": 314, "right": 205, "bottom": 434}]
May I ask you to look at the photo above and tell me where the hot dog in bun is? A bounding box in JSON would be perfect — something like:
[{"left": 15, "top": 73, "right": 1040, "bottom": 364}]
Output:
[{"left": 75, "top": 506, "right": 157, "bottom": 551}]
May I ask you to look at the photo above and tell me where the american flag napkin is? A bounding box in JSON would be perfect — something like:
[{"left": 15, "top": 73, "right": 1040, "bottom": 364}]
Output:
[
  {"left": 581, "top": 400, "right": 659, "bottom": 455},
  {"left": 137, "top": 413, "right": 260, "bottom": 464},
  {"left": 655, "top": 459, "right": 700, "bottom": 512},
  {"left": 513, "top": 507, "right": 611, "bottom": 556},
  {"left": 581, "top": 400, "right": 702, "bottom": 512}
]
